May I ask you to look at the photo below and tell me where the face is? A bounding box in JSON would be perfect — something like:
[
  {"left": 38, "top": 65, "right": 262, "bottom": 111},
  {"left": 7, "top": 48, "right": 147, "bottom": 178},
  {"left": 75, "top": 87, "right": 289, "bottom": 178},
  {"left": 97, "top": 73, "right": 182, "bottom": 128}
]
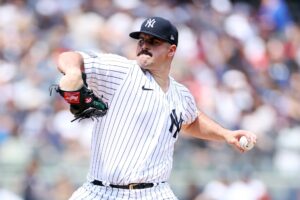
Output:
[{"left": 136, "top": 33, "right": 175, "bottom": 70}]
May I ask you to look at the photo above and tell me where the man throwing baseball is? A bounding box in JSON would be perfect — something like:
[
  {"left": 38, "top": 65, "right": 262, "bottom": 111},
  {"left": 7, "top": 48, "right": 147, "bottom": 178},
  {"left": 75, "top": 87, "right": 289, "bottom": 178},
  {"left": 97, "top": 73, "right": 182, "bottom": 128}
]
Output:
[{"left": 53, "top": 16, "right": 257, "bottom": 199}]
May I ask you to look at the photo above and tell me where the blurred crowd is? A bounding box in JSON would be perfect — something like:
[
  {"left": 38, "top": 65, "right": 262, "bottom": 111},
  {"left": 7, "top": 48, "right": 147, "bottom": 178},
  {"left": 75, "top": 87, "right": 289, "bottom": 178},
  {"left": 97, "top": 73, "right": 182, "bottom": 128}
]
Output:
[{"left": 1, "top": 0, "right": 300, "bottom": 199}]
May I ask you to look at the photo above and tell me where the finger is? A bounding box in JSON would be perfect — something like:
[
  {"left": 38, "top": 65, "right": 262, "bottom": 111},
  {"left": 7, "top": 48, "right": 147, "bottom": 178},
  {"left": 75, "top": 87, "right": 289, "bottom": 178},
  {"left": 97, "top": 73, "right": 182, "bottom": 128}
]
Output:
[
  {"left": 231, "top": 139, "right": 245, "bottom": 152},
  {"left": 234, "top": 144, "right": 245, "bottom": 153},
  {"left": 248, "top": 135, "right": 257, "bottom": 144}
]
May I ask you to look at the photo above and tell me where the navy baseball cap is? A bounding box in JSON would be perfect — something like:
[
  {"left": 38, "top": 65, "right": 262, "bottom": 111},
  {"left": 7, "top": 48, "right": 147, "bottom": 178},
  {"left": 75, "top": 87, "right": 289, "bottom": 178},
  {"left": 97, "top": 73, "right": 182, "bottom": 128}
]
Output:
[{"left": 129, "top": 17, "right": 178, "bottom": 46}]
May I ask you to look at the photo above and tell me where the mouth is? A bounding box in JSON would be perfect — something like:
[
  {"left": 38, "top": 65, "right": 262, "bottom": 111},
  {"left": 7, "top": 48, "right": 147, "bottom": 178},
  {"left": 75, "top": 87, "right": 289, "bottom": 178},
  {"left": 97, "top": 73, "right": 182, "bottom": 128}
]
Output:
[{"left": 137, "top": 50, "right": 152, "bottom": 57}]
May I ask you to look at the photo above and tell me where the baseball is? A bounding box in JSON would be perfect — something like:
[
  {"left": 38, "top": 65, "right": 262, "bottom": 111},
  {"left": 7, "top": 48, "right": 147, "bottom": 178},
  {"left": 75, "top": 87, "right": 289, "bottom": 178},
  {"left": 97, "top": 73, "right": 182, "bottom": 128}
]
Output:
[{"left": 239, "top": 136, "right": 254, "bottom": 150}]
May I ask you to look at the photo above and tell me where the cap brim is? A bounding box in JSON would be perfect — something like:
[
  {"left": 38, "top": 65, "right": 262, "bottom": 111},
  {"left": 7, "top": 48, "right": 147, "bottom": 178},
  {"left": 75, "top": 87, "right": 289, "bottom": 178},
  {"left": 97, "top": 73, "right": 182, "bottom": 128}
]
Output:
[
  {"left": 129, "top": 31, "right": 169, "bottom": 43},
  {"left": 129, "top": 31, "right": 141, "bottom": 39}
]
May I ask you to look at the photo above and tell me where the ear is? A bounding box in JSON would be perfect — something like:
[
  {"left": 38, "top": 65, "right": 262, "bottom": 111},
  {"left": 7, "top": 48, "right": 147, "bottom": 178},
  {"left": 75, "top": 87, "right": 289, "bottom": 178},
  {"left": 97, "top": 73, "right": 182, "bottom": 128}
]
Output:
[{"left": 168, "top": 45, "right": 177, "bottom": 57}]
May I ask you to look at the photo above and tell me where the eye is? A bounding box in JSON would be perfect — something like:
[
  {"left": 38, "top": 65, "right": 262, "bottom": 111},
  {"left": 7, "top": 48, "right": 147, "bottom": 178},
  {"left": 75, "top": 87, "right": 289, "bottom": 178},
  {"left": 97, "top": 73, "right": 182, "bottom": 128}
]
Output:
[
  {"left": 138, "top": 37, "right": 163, "bottom": 46},
  {"left": 138, "top": 39, "right": 145, "bottom": 46},
  {"left": 152, "top": 39, "right": 162, "bottom": 46}
]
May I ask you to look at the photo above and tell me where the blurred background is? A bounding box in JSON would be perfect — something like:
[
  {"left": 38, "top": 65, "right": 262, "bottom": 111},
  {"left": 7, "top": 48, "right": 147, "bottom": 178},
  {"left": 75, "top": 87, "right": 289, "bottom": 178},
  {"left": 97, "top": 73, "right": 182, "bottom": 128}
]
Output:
[{"left": 1, "top": 0, "right": 300, "bottom": 199}]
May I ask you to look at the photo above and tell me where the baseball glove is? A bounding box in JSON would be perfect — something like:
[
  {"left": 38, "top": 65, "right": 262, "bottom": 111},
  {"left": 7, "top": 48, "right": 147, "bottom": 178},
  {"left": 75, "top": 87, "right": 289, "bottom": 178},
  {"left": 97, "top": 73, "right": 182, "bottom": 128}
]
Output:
[{"left": 50, "top": 74, "right": 108, "bottom": 122}]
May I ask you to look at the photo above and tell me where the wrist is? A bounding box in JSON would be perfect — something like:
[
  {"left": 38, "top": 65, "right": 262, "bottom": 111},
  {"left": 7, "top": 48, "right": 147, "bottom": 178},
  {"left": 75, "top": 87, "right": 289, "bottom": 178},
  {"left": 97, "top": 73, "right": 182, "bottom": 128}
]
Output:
[
  {"left": 221, "top": 129, "right": 232, "bottom": 142},
  {"left": 59, "top": 71, "right": 84, "bottom": 91}
]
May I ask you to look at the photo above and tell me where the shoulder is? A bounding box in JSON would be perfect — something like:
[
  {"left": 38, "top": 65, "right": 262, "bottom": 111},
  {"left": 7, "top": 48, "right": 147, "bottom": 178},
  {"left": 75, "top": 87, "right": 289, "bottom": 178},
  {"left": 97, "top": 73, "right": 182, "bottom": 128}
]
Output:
[
  {"left": 171, "top": 77, "right": 197, "bottom": 109},
  {"left": 170, "top": 77, "right": 198, "bottom": 124},
  {"left": 80, "top": 51, "right": 128, "bottom": 61},
  {"left": 171, "top": 78, "right": 193, "bottom": 97},
  {"left": 78, "top": 51, "right": 136, "bottom": 68}
]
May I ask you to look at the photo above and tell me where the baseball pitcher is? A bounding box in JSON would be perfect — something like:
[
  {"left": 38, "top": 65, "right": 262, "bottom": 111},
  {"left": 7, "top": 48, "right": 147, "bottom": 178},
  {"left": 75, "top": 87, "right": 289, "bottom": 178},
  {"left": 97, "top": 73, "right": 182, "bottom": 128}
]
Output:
[{"left": 52, "top": 16, "right": 257, "bottom": 200}]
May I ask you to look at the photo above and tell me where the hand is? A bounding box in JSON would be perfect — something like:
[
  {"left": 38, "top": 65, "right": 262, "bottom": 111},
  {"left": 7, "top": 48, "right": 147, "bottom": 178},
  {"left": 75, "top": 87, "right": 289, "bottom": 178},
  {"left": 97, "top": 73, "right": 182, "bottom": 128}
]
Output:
[{"left": 224, "top": 130, "right": 257, "bottom": 153}]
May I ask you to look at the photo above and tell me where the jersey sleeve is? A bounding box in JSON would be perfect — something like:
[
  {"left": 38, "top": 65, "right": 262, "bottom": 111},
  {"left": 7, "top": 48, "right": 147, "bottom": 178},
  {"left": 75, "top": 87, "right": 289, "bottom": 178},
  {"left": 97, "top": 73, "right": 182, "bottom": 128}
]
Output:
[
  {"left": 78, "top": 51, "right": 133, "bottom": 103},
  {"left": 183, "top": 91, "right": 198, "bottom": 125},
  {"left": 178, "top": 84, "right": 199, "bottom": 125}
]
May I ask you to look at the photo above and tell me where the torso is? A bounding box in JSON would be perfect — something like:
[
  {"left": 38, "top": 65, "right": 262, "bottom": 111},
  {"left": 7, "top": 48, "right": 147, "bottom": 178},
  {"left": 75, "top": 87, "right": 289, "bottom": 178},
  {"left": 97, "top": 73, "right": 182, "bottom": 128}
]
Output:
[{"left": 80, "top": 52, "right": 197, "bottom": 185}]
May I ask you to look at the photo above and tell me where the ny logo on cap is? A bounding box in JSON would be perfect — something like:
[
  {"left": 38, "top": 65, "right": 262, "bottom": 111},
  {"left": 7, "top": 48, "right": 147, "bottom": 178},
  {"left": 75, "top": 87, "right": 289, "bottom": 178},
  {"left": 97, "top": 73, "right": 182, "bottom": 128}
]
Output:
[{"left": 145, "top": 18, "right": 156, "bottom": 28}]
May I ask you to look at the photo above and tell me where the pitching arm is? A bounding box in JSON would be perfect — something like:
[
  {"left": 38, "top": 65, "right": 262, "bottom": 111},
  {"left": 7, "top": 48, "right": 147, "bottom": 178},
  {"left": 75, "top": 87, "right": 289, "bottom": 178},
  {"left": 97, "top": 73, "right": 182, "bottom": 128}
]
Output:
[{"left": 181, "top": 112, "right": 257, "bottom": 152}]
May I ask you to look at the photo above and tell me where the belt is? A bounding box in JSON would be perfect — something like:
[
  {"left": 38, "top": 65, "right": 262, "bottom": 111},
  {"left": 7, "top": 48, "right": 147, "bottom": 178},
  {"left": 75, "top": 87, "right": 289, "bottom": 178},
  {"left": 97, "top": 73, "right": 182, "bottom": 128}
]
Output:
[{"left": 91, "top": 180, "right": 158, "bottom": 190}]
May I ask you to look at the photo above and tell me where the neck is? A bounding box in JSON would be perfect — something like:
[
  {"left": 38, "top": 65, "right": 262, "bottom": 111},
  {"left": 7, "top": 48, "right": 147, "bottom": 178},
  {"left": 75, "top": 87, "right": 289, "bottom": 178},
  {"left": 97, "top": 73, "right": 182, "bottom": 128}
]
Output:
[
  {"left": 149, "top": 65, "right": 170, "bottom": 93},
  {"left": 154, "top": 73, "right": 169, "bottom": 92}
]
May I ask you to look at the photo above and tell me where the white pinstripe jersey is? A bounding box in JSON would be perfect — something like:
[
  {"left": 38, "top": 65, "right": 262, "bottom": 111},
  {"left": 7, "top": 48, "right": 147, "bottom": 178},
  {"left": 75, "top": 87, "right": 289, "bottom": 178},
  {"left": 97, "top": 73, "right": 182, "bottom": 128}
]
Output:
[{"left": 79, "top": 51, "right": 198, "bottom": 185}]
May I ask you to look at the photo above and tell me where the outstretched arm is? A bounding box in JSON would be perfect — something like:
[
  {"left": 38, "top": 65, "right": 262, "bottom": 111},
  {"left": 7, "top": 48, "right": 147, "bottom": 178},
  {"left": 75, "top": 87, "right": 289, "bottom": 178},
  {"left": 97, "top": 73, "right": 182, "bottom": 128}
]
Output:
[
  {"left": 57, "top": 51, "right": 84, "bottom": 91},
  {"left": 182, "top": 112, "right": 257, "bottom": 152}
]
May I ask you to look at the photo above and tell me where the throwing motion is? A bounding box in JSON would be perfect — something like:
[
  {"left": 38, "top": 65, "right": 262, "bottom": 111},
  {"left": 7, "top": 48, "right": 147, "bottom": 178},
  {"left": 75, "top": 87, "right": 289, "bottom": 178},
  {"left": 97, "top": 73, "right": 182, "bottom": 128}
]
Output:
[{"left": 53, "top": 16, "right": 257, "bottom": 200}]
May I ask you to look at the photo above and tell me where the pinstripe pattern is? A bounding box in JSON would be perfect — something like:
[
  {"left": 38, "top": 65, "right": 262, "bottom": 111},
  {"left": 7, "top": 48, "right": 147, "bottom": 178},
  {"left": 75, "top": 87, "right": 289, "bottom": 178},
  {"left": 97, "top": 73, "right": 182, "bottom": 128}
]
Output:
[{"left": 73, "top": 51, "right": 198, "bottom": 199}]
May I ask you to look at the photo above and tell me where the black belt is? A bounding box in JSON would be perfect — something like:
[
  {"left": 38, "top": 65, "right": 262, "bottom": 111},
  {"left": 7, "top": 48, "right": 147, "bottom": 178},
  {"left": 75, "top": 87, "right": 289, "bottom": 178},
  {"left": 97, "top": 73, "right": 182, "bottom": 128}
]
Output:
[{"left": 91, "top": 180, "right": 157, "bottom": 190}]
